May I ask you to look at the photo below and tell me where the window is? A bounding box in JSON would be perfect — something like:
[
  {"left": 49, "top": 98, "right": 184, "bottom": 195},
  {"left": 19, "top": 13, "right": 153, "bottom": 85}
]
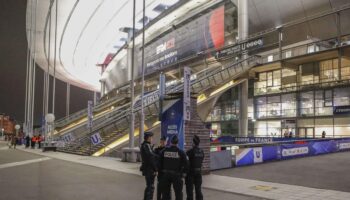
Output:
[
  {"left": 267, "top": 55, "right": 273, "bottom": 62},
  {"left": 267, "top": 96, "right": 281, "bottom": 117},
  {"left": 300, "top": 91, "right": 314, "bottom": 116},
  {"left": 256, "top": 97, "right": 267, "bottom": 118},
  {"left": 324, "top": 90, "right": 333, "bottom": 107},
  {"left": 273, "top": 70, "right": 281, "bottom": 86},
  {"left": 285, "top": 50, "right": 292, "bottom": 58},
  {"left": 255, "top": 70, "right": 281, "bottom": 95},
  {"left": 267, "top": 72, "right": 273, "bottom": 86},
  {"left": 341, "top": 58, "right": 350, "bottom": 80},
  {"left": 315, "top": 90, "right": 332, "bottom": 116},
  {"left": 334, "top": 88, "right": 350, "bottom": 106},
  {"left": 307, "top": 44, "right": 319, "bottom": 53},
  {"left": 320, "top": 59, "right": 339, "bottom": 82},
  {"left": 282, "top": 93, "right": 296, "bottom": 117}
]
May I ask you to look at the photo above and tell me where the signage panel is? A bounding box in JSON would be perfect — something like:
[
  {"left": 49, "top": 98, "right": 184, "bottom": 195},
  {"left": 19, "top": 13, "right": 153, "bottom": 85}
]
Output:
[
  {"left": 91, "top": 132, "right": 102, "bottom": 145},
  {"left": 183, "top": 67, "right": 191, "bottom": 121},
  {"left": 161, "top": 99, "right": 185, "bottom": 150},
  {"left": 215, "top": 38, "right": 264, "bottom": 59},
  {"left": 334, "top": 105, "right": 350, "bottom": 115},
  {"left": 141, "top": 6, "right": 225, "bottom": 75}
]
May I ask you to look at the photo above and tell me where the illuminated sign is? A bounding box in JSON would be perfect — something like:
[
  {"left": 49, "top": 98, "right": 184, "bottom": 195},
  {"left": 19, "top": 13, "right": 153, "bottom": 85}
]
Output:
[
  {"left": 142, "top": 6, "right": 225, "bottom": 74},
  {"left": 334, "top": 106, "right": 350, "bottom": 115},
  {"left": 215, "top": 38, "right": 264, "bottom": 59},
  {"left": 156, "top": 38, "right": 175, "bottom": 55}
]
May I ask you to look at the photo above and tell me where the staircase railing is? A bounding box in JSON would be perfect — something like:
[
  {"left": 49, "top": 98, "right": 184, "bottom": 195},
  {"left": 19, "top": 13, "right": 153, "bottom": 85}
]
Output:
[{"left": 58, "top": 55, "right": 262, "bottom": 155}]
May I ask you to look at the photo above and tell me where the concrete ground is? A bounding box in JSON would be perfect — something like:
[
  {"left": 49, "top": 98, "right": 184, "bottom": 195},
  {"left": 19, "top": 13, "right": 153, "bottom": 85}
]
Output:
[
  {"left": 0, "top": 143, "right": 261, "bottom": 200},
  {"left": 214, "top": 151, "right": 350, "bottom": 193},
  {"left": 2, "top": 141, "right": 350, "bottom": 200}
]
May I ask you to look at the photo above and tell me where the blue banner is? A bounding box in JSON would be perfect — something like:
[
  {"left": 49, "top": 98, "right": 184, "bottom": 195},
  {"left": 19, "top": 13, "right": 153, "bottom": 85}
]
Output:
[
  {"left": 161, "top": 99, "right": 184, "bottom": 150},
  {"left": 235, "top": 138, "right": 350, "bottom": 167},
  {"left": 211, "top": 136, "right": 308, "bottom": 144},
  {"left": 334, "top": 105, "right": 350, "bottom": 115},
  {"left": 338, "top": 139, "right": 350, "bottom": 151}
]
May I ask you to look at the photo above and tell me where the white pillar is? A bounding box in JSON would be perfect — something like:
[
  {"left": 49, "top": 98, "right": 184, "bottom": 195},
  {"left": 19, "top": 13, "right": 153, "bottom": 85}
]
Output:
[
  {"left": 238, "top": 0, "right": 249, "bottom": 136},
  {"left": 238, "top": 0, "right": 248, "bottom": 41},
  {"left": 239, "top": 80, "right": 248, "bottom": 136}
]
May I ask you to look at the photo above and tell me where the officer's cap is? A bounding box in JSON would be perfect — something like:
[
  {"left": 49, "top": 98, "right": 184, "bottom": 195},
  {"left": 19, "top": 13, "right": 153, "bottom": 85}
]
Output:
[
  {"left": 160, "top": 136, "right": 166, "bottom": 141},
  {"left": 171, "top": 135, "right": 178, "bottom": 144},
  {"left": 193, "top": 135, "right": 200, "bottom": 145},
  {"left": 144, "top": 132, "right": 154, "bottom": 140}
]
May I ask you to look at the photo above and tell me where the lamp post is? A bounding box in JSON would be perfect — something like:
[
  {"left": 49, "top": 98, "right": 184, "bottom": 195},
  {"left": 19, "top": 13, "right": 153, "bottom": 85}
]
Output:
[
  {"left": 15, "top": 125, "right": 20, "bottom": 137},
  {"left": 1, "top": 128, "right": 4, "bottom": 140},
  {"left": 44, "top": 113, "right": 55, "bottom": 151}
]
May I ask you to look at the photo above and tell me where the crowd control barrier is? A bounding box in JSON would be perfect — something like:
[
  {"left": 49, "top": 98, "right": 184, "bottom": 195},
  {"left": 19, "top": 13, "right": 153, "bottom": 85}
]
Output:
[{"left": 210, "top": 150, "right": 232, "bottom": 170}]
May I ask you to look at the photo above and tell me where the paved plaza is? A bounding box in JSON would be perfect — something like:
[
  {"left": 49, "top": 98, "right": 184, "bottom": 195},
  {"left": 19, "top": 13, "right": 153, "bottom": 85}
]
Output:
[{"left": 1, "top": 141, "right": 350, "bottom": 200}]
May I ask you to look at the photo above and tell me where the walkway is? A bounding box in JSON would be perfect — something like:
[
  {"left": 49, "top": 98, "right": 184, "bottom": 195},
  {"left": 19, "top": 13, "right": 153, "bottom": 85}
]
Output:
[{"left": 1, "top": 141, "right": 350, "bottom": 200}]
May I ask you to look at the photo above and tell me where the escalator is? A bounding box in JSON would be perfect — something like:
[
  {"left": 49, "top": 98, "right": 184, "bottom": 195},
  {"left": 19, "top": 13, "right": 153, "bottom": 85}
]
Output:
[
  {"left": 57, "top": 55, "right": 262, "bottom": 155},
  {"left": 54, "top": 93, "right": 129, "bottom": 131}
]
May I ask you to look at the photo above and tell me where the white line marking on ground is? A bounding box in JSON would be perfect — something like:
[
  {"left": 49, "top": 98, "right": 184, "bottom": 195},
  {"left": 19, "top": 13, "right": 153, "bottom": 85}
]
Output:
[
  {"left": 0, "top": 157, "right": 51, "bottom": 169},
  {"left": 0, "top": 146, "right": 9, "bottom": 150}
]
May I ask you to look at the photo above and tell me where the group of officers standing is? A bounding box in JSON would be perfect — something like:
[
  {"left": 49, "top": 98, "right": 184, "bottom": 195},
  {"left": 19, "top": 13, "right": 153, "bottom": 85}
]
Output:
[{"left": 140, "top": 132, "right": 204, "bottom": 200}]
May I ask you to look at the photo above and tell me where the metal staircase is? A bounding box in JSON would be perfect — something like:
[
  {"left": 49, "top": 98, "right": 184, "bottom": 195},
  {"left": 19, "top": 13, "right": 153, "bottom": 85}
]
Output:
[{"left": 57, "top": 55, "right": 262, "bottom": 155}]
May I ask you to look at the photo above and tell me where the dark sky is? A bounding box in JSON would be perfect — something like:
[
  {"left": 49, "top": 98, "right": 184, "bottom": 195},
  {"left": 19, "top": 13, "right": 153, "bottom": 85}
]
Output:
[{"left": 0, "top": 0, "right": 96, "bottom": 125}]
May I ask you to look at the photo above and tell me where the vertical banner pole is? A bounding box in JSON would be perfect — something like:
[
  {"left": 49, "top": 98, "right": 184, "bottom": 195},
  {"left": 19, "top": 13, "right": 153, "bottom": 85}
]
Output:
[
  {"left": 159, "top": 73, "right": 166, "bottom": 121},
  {"left": 159, "top": 73, "right": 166, "bottom": 144},
  {"left": 183, "top": 67, "right": 191, "bottom": 148},
  {"left": 87, "top": 101, "right": 93, "bottom": 155},
  {"left": 140, "top": 0, "right": 146, "bottom": 146}
]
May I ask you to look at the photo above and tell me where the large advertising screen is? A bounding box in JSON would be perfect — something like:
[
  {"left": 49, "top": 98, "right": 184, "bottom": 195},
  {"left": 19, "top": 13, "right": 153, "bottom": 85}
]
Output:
[{"left": 139, "top": 5, "right": 225, "bottom": 75}]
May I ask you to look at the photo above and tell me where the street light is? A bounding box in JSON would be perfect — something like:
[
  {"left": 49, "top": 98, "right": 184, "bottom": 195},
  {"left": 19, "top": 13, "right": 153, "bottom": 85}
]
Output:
[
  {"left": 15, "top": 124, "right": 20, "bottom": 137},
  {"left": 45, "top": 113, "right": 55, "bottom": 141},
  {"left": 43, "top": 113, "right": 56, "bottom": 152}
]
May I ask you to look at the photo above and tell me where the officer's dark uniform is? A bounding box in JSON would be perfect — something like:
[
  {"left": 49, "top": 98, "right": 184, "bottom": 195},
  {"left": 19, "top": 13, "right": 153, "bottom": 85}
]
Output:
[
  {"left": 140, "top": 132, "right": 158, "bottom": 200},
  {"left": 154, "top": 136, "right": 170, "bottom": 200},
  {"left": 159, "top": 135, "right": 188, "bottom": 200},
  {"left": 185, "top": 135, "right": 204, "bottom": 200}
]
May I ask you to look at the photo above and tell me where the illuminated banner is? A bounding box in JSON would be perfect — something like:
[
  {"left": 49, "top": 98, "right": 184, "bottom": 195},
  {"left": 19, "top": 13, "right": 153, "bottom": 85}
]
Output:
[
  {"left": 161, "top": 99, "right": 185, "bottom": 150},
  {"left": 141, "top": 6, "right": 225, "bottom": 75}
]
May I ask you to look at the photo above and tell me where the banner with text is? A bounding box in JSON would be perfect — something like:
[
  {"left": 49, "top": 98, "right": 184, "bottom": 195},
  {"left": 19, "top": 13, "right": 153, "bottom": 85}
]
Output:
[{"left": 161, "top": 99, "right": 185, "bottom": 150}]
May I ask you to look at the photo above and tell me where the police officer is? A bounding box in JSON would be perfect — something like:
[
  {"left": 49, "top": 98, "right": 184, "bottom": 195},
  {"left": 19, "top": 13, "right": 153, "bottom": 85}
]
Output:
[
  {"left": 185, "top": 135, "right": 204, "bottom": 200},
  {"left": 159, "top": 135, "right": 188, "bottom": 200},
  {"left": 140, "top": 132, "right": 158, "bottom": 200},
  {"left": 154, "top": 136, "right": 170, "bottom": 200}
]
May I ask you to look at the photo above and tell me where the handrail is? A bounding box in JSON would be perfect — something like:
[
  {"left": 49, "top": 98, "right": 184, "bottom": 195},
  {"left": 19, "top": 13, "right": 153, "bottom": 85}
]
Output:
[
  {"left": 55, "top": 93, "right": 126, "bottom": 127},
  {"left": 59, "top": 54, "right": 261, "bottom": 152}
]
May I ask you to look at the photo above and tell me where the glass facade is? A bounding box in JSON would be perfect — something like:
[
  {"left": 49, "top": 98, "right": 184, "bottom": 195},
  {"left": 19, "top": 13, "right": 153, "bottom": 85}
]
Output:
[{"left": 207, "top": 57, "right": 350, "bottom": 138}]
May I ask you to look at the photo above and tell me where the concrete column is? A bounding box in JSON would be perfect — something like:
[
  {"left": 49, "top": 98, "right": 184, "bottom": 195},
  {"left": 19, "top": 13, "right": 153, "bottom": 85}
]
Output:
[
  {"left": 66, "top": 83, "right": 70, "bottom": 117},
  {"left": 237, "top": 0, "right": 249, "bottom": 136},
  {"left": 336, "top": 12, "right": 342, "bottom": 80},
  {"left": 278, "top": 28, "right": 283, "bottom": 60},
  {"left": 93, "top": 91, "right": 97, "bottom": 105},
  {"left": 239, "top": 80, "right": 248, "bottom": 136},
  {"left": 238, "top": 0, "right": 248, "bottom": 41}
]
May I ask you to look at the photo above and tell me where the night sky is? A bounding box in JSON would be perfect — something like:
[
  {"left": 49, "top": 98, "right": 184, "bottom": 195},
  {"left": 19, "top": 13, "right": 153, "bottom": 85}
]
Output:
[{"left": 0, "top": 0, "right": 96, "bottom": 125}]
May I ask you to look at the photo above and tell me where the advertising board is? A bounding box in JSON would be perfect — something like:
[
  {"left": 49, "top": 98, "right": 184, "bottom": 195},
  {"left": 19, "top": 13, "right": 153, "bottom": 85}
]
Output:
[
  {"left": 161, "top": 99, "right": 185, "bottom": 150},
  {"left": 141, "top": 6, "right": 225, "bottom": 75}
]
